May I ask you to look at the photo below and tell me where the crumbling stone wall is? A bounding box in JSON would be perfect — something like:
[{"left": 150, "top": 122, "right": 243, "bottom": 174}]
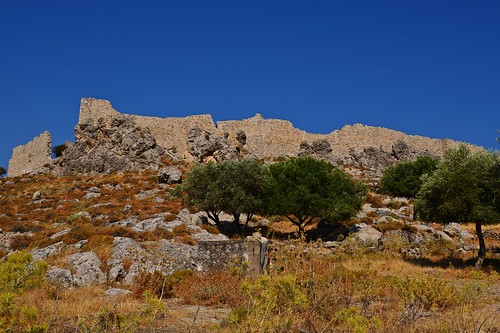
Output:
[
  {"left": 129, "top": 114, "right": 216, "bottom": 158},
  {"left": 79, "top": 98, "right": 121, "bottom": 125},
  {"left": 10, "top": 97, "right": 478, "bottom": 177},
  {"left": 197, "top": 238, "right": 268, "bottom": 276},
  {"left": 8, "top": 131, "right": 52, "bottom": 177},
  {"left": 326, "top": 124, "right": 463, "bottom": 159},
  {"left": 217, "top": 114, "right": 324, "bottom": 159},
  {"left": 76, "top": 99, "right": 470, "bottom": 163}
]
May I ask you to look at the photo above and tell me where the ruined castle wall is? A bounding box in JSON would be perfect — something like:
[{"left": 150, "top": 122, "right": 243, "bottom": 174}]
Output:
[
  {"left": 326, "top": 124, "right": 467, "bottom": 157},
  {"left": 8, "top": 131, "right": 52, "bottom": 177},
  {"left": 79, "top": 98, "right": 121, "bottom": 125},
  {"left": 129, "top": 114, "right": 217, "bottom": 156},
  {"left": 76, "top": 98, "right": 479, "bottom": 162},
  {"left": 217, "top": 114, "right": 324, "bottom": 159}
]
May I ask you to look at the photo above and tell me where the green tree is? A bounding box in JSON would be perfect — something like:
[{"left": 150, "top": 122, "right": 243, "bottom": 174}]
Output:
[
  {"left": 178, "top": 162, "right": 223, "bottom": 225},
  {"left": 216, "top": 159, "right": 269, "bottom": 227},
  {"left": 179, "top": 159, "right": 269, "bottom": 228},
  {"left": 0, "top": 166, "right": 6, "bottom": 177},
  {"left": 415, "top": 145, "right": 500, "bottom": 268},
  {"left": 380, "top": 156, "right": 439, "bottom": 198},
  {"left": 52, "top": 143, "right": 66, "bottom": 158},
  {"left": 266, "top": 156, "right": 366, "bottom": 237}
]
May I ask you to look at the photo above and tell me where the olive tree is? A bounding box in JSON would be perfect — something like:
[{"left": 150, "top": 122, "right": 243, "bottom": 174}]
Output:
[
  {"left": 179, "top": 159, "right": 269, "bottom": 227},
  {"left": 415, "top": 145, "right": 500, "bottom": 268},
  {"left": 178, "top": 162, "right": 223, "bottom": 225},
  {"left": 266, "top": 156, "right": 366, "bottom": 237},
  {"left": 216, "top": 159, "right": 269, "bottom": 226}
]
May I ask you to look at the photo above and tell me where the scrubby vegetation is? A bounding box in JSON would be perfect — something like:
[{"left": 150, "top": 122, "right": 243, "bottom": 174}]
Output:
[
  {"left": 380, "top": 155, "right": 439, "bottom": 198},
  {"left": 0, "top": 151, "right": 498, "bottom": 332}
]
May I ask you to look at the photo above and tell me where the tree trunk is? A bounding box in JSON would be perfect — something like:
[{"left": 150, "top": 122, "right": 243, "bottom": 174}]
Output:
[
  {"left": 232, "top": 212, "right": 241, "bottom": 229},
  {"left": 207, "top": 211, "right": 220, "bottom": 226},
  {"left": 475, "top": 222, "right": 486, "bottom": 269}
]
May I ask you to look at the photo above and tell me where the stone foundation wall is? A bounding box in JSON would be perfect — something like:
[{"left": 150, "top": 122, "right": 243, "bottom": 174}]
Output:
[
  {"left": 8, "top": 131, "right": 52, "bottom": 177},
  {"left": 197, "top": 238, "right": 268, "bottom": 276}
]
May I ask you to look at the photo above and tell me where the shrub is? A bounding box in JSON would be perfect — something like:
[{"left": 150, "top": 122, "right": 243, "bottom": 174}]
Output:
[
  {"left": 0, "top": 252, "right": 47, "bottom": 294},
  {"left": 52, "top": 144, "right": 67, "bottom": 158},
  {"left": 200, "top": 224, "right": 220, "bottom": 234},
  {"left": 174, "top": 270, "right": 243, "bottom": 307},
  {"left": 394, "top": 276, "right": 459, "bottom": 309},
  {"left": 133, "top": 270, "right": 193, "bottom": 299},
  {"left": 381, "top": 156, "right": 439, "bottom": 198}
]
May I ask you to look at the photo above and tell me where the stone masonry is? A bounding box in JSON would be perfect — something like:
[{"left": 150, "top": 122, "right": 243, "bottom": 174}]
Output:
[
  {"left": 8, "top": 131, "right": 52, "bottom": 177},
  {"left": 8, "top": 97, "right": 480, "bottom": 176},
  {"left": 76, "top": 98, "right": 472, "bottom": 161}
]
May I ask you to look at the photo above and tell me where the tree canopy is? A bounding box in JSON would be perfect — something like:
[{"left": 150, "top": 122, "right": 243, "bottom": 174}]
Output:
[
  {"left": 266, "top": 156, "right": 366, "bottom": 236},
  {"left": 179, "top": 159, "right": 268, "bottom": 226},
  {"left": 52, "top": 144, "right": 66, "bottom": 158},
  {"left": 380, "top": 156, "right": 439, "bottom": 198},
  {"left": 178, "top": 162, "right": 223, "bottom": 225},
  {"left": 0, "top": 166, "right": 6, "bottom": 177},
  {"left": 415, "top": 145, "right": 500, "bottom": 268}
]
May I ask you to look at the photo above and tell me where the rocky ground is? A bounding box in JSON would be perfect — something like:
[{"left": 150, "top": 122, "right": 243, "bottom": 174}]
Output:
[{"left": 1, "top": 165, "right": 499, "bottom": 332}]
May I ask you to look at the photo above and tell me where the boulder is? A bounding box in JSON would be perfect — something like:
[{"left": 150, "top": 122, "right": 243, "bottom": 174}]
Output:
[
  {"left": 45, "top": 266, "right": 73, "bottom": 288},
  {"left": 107, "top": 237, "right": 142, "bottom": 283},
  {"left": 31, "top": 241, "right": 64, "bottom": 260},
  {"left": 66, "top": 252, "right": 106, "bottom": 286},
  {"left": 443, "top": 223, "right": 475, "bottom": 241},
  {"left": 158, "top": 166, "right": 182, "bottom": 184},
  {"left": 348, "top": 223, "right": 383, "bottom": 244}
]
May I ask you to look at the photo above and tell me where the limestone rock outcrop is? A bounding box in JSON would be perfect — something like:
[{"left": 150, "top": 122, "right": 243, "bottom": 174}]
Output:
[
  {"left": 187, "top": 126, "right": 241, "bottom": 162},
  {"left": 54, "top": 114, "right": 165, "bottom": 175}
]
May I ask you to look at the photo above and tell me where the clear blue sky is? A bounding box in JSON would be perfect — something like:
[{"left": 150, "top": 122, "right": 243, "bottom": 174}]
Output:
[{"left": 1, "top": 0, "right": 499, "bottom": 170}]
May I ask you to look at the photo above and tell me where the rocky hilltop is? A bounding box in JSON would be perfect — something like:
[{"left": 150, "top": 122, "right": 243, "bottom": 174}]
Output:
[{"left": 8, "top": 98, "right": 478, "bottom": 177}]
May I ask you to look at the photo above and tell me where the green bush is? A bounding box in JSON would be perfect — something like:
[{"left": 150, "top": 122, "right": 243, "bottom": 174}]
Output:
[
  {"left": 267, "top": 156, "right": 366, "bottom": 237},
  {"left": 381, "top": 156, "right": 439, "bottom": 198},
  {"left": 52, "top": 144, "right": 66, "bottom": 158},
  {"left": 394, "top": 276, "right": 459, "bottom": 309}
]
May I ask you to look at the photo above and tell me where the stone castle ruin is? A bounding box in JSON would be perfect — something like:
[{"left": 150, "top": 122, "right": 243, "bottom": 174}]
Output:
[{"left": 8, "top": 97, "right": 476, "bottom": 177}]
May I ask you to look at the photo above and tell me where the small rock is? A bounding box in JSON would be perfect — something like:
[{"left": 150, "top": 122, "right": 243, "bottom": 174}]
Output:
[
  {"left": 31, "top": 241, "right": 64, "bottom": 260},
  {"left": 153, "top": 197, "right": 165, "bottom": 203},
  {"left": 247, "top": 218, "right": 270, "bottom": 228},
  {"left": 32, "top": 191, "right": 41, "bottom": 200},
  {"left": 320, "top": 241, "right": 341, "bottom": 248},
  {"left": 50, "top": 229, "right": 71, "bottom": 239},
  {"left": 105, "top": 288, "right": 132, "bottom": 296},
  {"left": 83, "top": 192, "right": 101, "bottom": 199},
  {"left": 135, "top": 189, "right": 161, "bottom": 199}
]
